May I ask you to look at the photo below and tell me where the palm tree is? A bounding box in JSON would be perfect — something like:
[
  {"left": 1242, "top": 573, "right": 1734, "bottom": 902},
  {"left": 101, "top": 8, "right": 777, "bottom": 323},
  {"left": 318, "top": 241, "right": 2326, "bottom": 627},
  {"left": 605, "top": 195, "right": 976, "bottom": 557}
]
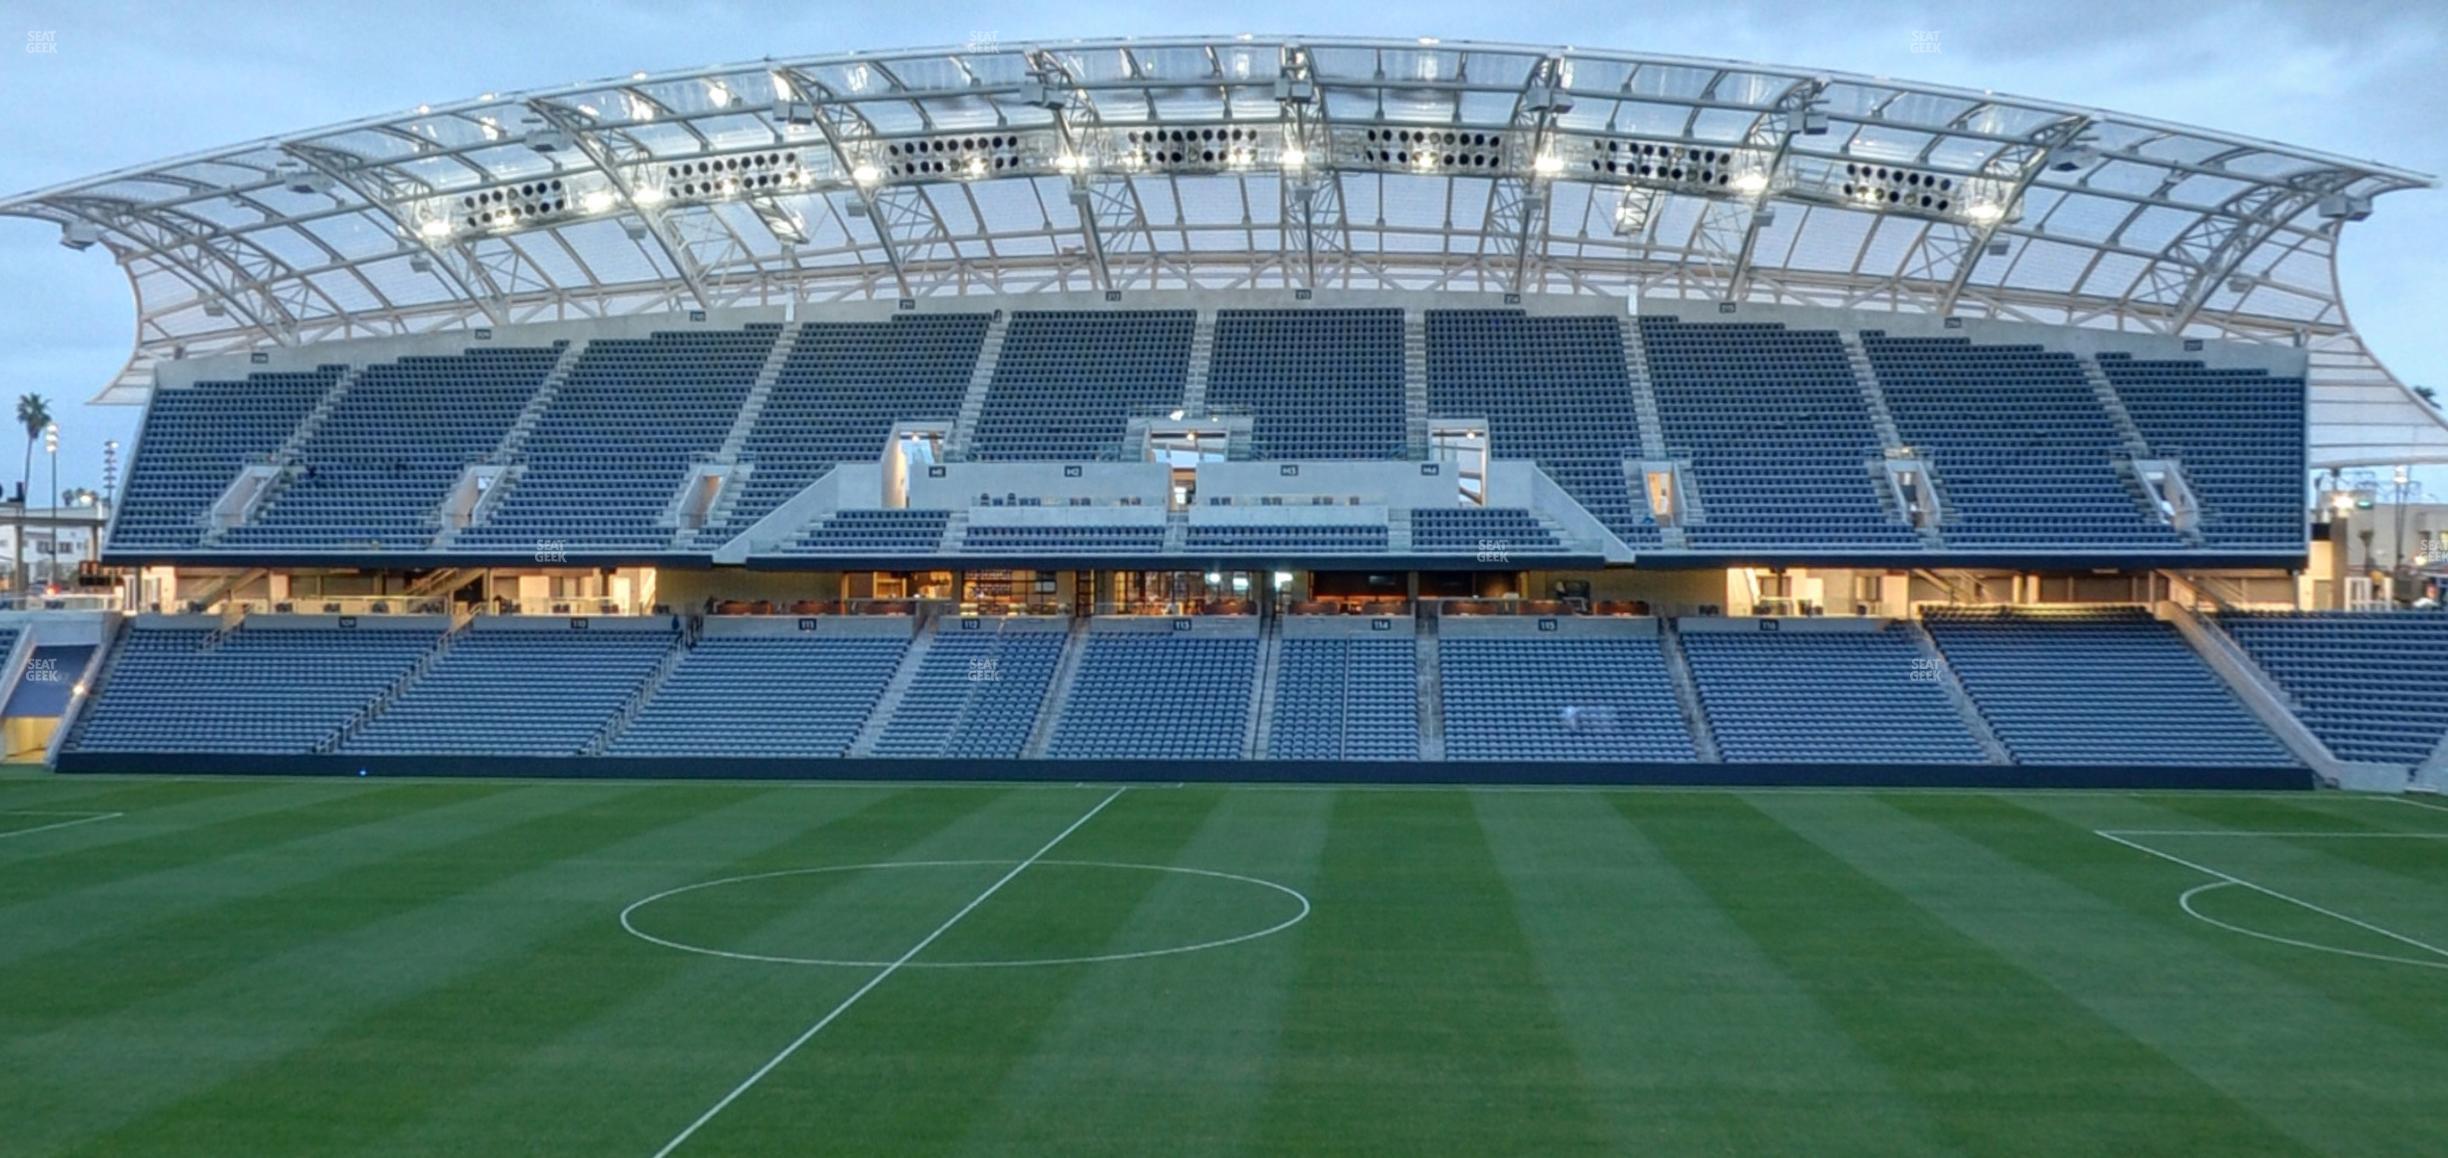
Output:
[{"left": 15, "top": 394, "right": 49, "bottom": 596}]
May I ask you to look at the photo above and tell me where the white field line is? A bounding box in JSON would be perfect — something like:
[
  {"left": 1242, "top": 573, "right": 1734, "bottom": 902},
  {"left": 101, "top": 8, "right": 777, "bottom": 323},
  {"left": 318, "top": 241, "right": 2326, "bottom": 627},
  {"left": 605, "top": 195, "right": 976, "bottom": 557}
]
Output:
[
  {"left": 649, "top": 786, "right": 1126, "bottom": 1158},
  {"left": 2095, "top": 829, "right": 2448, "bottom": 965},
  {"left": 0, "top": 811, "right": 123, "bottom": 839},
  {"left": 2392, "top": 795, "right": 2448, "bottom": 815},
  {"left": 2099, "top": 829, "right": 2448, "bottom": 839},
  {"left": 2178, "top": 882, "right": 2448, "bottom": 972}
]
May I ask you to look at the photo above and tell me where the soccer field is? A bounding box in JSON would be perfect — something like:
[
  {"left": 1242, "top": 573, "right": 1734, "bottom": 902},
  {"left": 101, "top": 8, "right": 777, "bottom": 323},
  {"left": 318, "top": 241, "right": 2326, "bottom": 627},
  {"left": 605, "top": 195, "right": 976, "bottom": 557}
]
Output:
[{"left": 3, "top": 776, "right": 2445, "bottom": 1156}]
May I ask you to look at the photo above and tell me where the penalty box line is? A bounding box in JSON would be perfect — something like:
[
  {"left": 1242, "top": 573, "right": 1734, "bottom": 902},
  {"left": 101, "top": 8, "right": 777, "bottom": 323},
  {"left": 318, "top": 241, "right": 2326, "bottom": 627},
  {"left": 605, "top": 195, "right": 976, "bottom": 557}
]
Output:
[
  {"left": 650, "top": 786, "right": 1128, "bottom": 1158},
  {"left": 2094, "top": 829, "right": 2448, "bottom": 964}
]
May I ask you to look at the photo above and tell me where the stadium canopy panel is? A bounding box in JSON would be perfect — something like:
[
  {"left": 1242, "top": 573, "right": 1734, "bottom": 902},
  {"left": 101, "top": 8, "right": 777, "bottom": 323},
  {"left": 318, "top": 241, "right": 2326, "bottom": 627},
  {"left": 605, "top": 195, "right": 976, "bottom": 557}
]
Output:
[{"left": 3, "top": 35, "right": 2439, "bottom": 467}]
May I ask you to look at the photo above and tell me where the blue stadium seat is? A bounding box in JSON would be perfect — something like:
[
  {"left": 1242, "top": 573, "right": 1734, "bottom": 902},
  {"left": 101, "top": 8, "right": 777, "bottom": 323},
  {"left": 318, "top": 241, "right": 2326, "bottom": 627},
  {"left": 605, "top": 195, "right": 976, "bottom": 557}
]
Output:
[
  {"left": 609, "top": 634, "right": 906, "bottom": 756},
  {"left": 1643, "top": 318, "right": 1919, "bottom": 550},
  {"left": 1425, "top": 310, "right": 1661, "bottom": 548},
  {"left": 459, "top": 327, "right": 776, "bottom": 552},
  {"left": 341, "top": 625, "right": 678, "bottom": 756},
  {"left": 1866, "top": 334, "right": 2181, "bottom": 549},
  {"left": 968, "top": 311, "right": 1194, "bottom": 461},
  {"left": 111, "top": 368, "right": 339, "bottom": 551},
  {"left": 2099, "top": 353, "right": 2306, "bottom": 550},
  {"left": 723, "top": 316, "right": 987, "bottom": 529},
  {"left": 222, "top": 345, "right": 560, "bottom": 550},
  {"left": 1927, "top": 606, "right": 2297, "bottom": 767},
  {"left": 2220, "top": 611, "right": 2448, "bottom": 765},
  {"left": 1268, "top": 637, "right": 1419, "bottom": 760},
  {"left": 70, "top": 623, "right": 435, "bottom": 753},
  {"left": 1438, "top": 635, "right": 1695, "bottom": 761},
  {"left": 873, "top": 627, "right": 1066, "bottom": 758},
  {"left": 1207, "top": 309, "right": 1406, "bottom": 459},
  {"left": 1679, "top": 627, "right": 1983, "bottom": 763},
  {"left": 1047, "top": 633, "right": 1255, "bottom": 759}
]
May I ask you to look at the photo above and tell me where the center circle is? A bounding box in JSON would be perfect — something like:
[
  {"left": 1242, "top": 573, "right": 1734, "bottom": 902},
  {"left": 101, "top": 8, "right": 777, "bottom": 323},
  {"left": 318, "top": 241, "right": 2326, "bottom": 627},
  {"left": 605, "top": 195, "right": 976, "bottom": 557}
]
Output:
[{"left": 619, "top": 859, "right": 1310, "bottom": 969}]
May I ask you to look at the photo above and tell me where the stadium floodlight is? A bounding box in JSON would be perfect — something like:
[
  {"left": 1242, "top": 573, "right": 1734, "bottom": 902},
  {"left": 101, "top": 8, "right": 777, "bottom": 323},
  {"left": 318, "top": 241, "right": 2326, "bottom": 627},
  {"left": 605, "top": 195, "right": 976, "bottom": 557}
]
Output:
[
  {"left": 1532, "top": 153, "right": 1565, "bottom": 178},
  {"left": 416, "top": 219, "right": 454, "bottom": 240},
  {"left": 1054, "top": 152, "right": 1087, "bottom": 174},
  {"left": 1964, "top": 201, "right": 2005, "bottom": 224},
  {"left": 2318, "top": 193, "right": 2373, "bottom": 221},
  {"left": 851, "top": 162, "right": 883, "bottom": 186},
  {"left": 1279, "top": 145, "right": 1308, "bottom": 171},
  {"left": 631, "top": 185, "right": 667, "bottom": 207},
  {"left": 1732, "top": 171, "right": 1770, "bottom": 196},
  {"left": 964, "top": 156, "right": 989, "bottom": 179},
  {"left": 581, "top": 189, "right": 618, "bottom": 215},
  {"left": 2048, "top": 140, "right": 2101, "bottom": 172}
]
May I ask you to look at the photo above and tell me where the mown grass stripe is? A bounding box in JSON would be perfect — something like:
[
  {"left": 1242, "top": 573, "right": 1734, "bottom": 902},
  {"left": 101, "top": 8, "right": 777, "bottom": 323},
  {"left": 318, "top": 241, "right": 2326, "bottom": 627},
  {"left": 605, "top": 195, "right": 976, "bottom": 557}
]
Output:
[
  {"left": 0, "top": 781, "right": 523, "bottom": 968},
  {"left": 0, "top": 784, "right": 638, "bottom": 1040},
  {"left": 947, "top": 787, "right": 1334, "bottom": 1158},
  {"left": 7, "top": 783, "right": 775, "bottom": 1156},
  {"left": 670, "top": 787, "right": 1228, "bottom": 1156},
  {"left": 1477, "top": 789, "right": 1959, "bottom": 1156},
  {"left": 361, "top": 786, "right": 1097, "bottom": 1156},
  {"left": 1843, "top": 793, "right": 2448, "bottom": 1154},
  {"left": 1252, "top": 789, "right": 1612, "bottom": 1155},
  {"left": 1986, "top": 793, "right": 2448, "bottom": 1042},
  {"left": 1631, "top": 793, "right": 2315, "bottom": 1158},
  {"left": 61, "top": 786, "right": 953, "bottom": 1158}
]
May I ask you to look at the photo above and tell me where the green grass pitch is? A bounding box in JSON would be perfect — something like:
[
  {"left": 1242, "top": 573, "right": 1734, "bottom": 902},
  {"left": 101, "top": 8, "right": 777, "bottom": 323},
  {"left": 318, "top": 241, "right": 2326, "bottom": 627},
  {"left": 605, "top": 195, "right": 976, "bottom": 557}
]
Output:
[{"left": 3, "top": 775, "right": 2445, "bottom": 1156}]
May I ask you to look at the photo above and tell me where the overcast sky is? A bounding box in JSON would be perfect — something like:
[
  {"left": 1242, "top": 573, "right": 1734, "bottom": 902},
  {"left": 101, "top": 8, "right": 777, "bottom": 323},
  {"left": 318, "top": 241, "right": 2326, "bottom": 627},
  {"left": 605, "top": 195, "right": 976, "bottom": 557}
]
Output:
[{"left": 2, "top": 0, "right": 2440, "bottom": 498}]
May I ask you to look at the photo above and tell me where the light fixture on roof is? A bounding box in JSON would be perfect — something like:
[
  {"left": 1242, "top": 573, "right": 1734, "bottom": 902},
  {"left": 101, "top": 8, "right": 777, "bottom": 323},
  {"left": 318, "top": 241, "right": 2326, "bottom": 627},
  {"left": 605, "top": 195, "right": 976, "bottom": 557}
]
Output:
[
  {"left": 416, "top": 218, "right": 454, "bottom": 240},
  {"left": 2048, "top": 139, "right": 2101, "bottom": 172},
  {"left": 632, "top": 184, "right": 667, "bottom": 207},
  {"left": 851, "top": 161, "right": 883, "bottom": 186},
  {"left": 278, "top": 160, "right": 334, "bottom": 196},
  {"left": 965, "top": 156, "right": 989, "bottom": 179},
  {"left": 631, "top": 70, "right": 647, "bottom": 81},
  {"left": 1731, "top": 170, "right": 1770, "bottom": 196},
  {"left": 2317, "top": 192, "right": 2373, "bottom": 221},
  {"left": 1531, "top": 153, "right": 1565, "bottom": 178},
  {"left": 1963, "top": 201, "right": 2005, "bottom": 224},
  {"left": 581, "top": 189, "right": 619, "bottom": 214},
  {"left": 1054, "top": 151, "right": 1087, "bottom": 174},
  {"left": 1412, "top": 150, "right": 1438, "bottom": 173},
  {"left": 706, "top": 78, "right": 734, "bottom": 108},
  {"left": 1798, "top": 107, "right": 1830, "bottom": 135},
  {"left": 1279, "top": 145, "right": 1308, "bottom": 171}
]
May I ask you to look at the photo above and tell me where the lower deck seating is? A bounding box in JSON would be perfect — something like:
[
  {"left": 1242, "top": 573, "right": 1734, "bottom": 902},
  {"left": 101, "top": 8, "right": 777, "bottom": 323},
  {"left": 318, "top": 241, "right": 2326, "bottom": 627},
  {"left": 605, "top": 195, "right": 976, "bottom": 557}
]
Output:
[
  {"left": 1926, "top": 607, "right": 2296, "bottom": 767},
  {"left": 342, "top": 625, "right": 677, "bottom": 756},
  {"left": 873, "top": 627, "right": 1067, "bottom": 758},
  {"left": 1438, "top": 636, "right": 1696, "bottom": 761},
  {"left": 1268, "top": 637, "right": 1419, "bottom": 760},
  {"left": 608, "top": 635, "right": 907, "bottom": 757},
  {"left": 1680, "top": 627, "right": 1985, "bottom": 763},
  {"left": 71, "top": 624, "right": 435, "bottom": 753},
  {"left": 2219, "top": 611, "right": 2448, "bottom": 765},
  {"left": 1048, "top": 633, "right": 1255, "bottom": 759}
]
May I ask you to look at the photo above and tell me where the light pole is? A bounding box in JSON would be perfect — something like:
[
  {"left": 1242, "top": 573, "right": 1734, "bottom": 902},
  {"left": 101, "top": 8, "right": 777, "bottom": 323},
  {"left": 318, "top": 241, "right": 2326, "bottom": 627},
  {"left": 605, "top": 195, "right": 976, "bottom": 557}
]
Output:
[
  {"left": 102, "top": 439, "right": 118, "bottom": 507},
  {"left": 42, "top": 423, "right": 57, "bottom": 592}
]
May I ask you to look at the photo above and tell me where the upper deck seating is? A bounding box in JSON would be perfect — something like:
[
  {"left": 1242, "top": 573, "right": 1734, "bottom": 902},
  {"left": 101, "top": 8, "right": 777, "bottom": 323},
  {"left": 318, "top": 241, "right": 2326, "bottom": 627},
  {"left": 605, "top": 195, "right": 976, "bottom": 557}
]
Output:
[
  {"left": 458, "top": 327, "right": 776, "bottom": 552},
  {"left": 1425, "top": 310, "right": 1661, "bottom": 547},
  {"left": 112, "top": 368, "right": 339, "bottom": 550},
  {"left": 967, "top": 311, "right": 1194, "bottom": 461},
  {"left": 1642, "top": 318, "right": 1918, "bottom": 550},
  {"left": 1207, "top": 308, "right": 1407, "bottom": 459},
  {"left": 1866, "top": 334, "right": 2180, "bottom": 550},
  {"left": 2098, "top": 353, "right": 2306, "bottom": 551}
]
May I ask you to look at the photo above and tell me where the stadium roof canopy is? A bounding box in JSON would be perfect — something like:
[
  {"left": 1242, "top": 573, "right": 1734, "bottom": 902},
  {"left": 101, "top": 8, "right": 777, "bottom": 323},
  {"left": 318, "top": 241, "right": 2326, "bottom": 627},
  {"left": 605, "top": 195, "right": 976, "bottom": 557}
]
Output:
[{"left": 5, "top": 34, "right": 2441, "bottom": 466}]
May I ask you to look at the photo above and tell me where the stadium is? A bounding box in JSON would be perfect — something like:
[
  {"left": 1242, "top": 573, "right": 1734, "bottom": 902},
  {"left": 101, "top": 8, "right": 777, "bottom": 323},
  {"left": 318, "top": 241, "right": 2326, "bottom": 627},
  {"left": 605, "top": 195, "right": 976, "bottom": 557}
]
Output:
[{"left": 4, "top": 28, "right": 2447, "bottom": 1156}]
